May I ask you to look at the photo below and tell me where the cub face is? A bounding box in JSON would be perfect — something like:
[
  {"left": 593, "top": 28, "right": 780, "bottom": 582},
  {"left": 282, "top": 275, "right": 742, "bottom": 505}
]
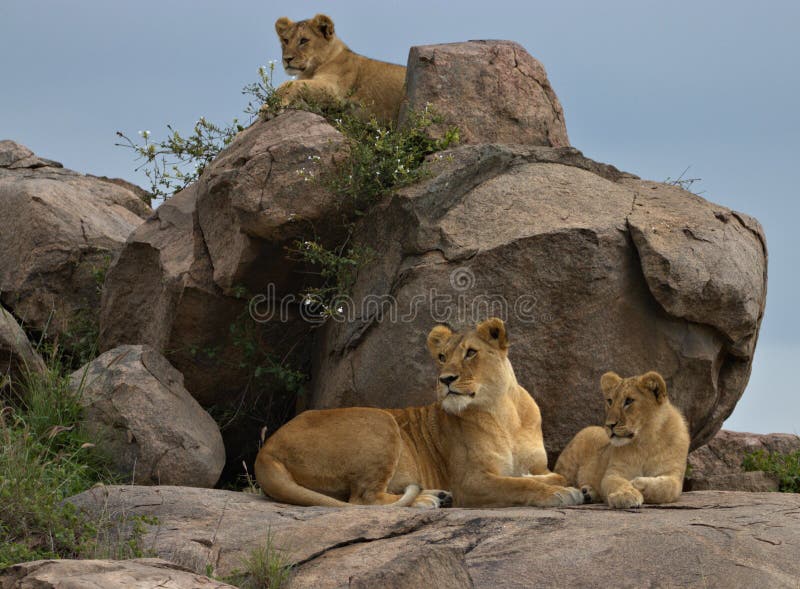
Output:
[
  {"left": 600, "top": 371, "right": 668, "bottom": 447},
  {"left": 275, "top": 14, "right": 337, "bottom": 77},
  {"left": 426, "top": 318, "right": 514, "bottom": 414}
]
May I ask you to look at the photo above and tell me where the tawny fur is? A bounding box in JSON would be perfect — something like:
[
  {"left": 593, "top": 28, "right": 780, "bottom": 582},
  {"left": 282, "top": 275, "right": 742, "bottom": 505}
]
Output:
[
  {"left": 554, "top": 371, "right": 690, "bottom": 509},
  {"left": 254, "top": 318, "right": 583, "bottom": 508},
  {"left": 269, "top": 14, "right": 407, "bottom": 125}
]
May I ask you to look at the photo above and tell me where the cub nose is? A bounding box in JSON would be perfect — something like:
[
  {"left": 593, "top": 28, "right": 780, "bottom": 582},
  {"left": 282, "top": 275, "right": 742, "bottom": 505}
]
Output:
[
  {"left": 606, "top": 421, "right": 617, "bottom": 430},
  {"left": 439, "top": 375, "right": 457, "bottom": 386},
  {"left": 285, "top": 56, "right": 294, "bottom": 64}
]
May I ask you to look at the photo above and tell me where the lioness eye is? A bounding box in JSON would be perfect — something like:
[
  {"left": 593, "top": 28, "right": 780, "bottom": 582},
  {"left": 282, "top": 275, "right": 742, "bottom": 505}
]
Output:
[
  {"left": 282, "top": 38, "right": 289, "bottom": 45},
  {"left": 465, "top": 348, "right": 477, "bottom": 359},
  {"left": 299, "top": 37, "right": 309, "bottom": 45},
  {"left": 624, "top": 397, "right": 634, "bottom": 407},
  {"left": 438, "top": 353, "right": 446, "bottom": 362}
]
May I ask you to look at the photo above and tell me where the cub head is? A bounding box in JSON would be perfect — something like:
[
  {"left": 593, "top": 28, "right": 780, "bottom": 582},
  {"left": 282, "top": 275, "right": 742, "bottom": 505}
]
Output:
[
  {"left": 275, "top": 14, "right": 338, "bottom": 77},
  {"left": 600, "top": 371, "right": 668, "bottom": 447},
  {"left": 427, "top": 318, "right": 514, "bottom": 414}
]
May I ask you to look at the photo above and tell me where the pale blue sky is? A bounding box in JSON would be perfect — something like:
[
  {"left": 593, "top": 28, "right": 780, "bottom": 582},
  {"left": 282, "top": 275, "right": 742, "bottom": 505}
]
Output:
[{"left": 1, "top": 1, "right": 797, "bottom": 434}]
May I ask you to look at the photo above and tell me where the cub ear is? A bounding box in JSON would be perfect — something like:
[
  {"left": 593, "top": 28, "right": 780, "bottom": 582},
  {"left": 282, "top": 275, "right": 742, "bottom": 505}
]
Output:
[
  {"left": 311, "top": 13, "right": 335, "bottom": 39},
  {"left": 275, "top": 17, "right": 292, "bottom": 36},
  {"left": 600, "top": 372, "right": 623, "bottom": 394},
  {"left": 637, "top": 371, "right": 667, "bottom": 403},
  {"left": 427, "top": 325, "right": 452, "bottom": 359},
  {"left": 476, "top": 317, "right": 509, "bottom": 350}
]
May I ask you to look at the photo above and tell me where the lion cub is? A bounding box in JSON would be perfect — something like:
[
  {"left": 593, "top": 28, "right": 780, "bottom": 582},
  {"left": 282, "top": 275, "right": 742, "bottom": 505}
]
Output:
[
  {"left": 254, "top": 318, "right": 583, "bottom": 508},
  {"left": 269, "top": 14, "right": 407, "bottom": 125},
  {"left": 554, "top": 371, "right": 690, "bottom": 509}
]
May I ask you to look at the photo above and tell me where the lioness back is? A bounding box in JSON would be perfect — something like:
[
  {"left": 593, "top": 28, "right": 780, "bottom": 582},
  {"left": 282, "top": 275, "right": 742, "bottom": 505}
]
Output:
[
  {"left": 273, "top": 14, "right": 406, "bottom": 125},
  {"left": 554, "top": 371, "right": 690, "bottom": 508}
]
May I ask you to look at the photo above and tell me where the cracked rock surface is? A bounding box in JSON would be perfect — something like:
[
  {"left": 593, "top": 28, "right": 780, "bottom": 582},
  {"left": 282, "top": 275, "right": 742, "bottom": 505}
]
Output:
[
  {"left": 310, "top": 143, "right": 767, "bottom": 456},
  {"left": 67, "top": 486, "right": 800, "bottom": 588},
  {"left": 69, "top": 345, "right": 225, "bottom": 487},
  {"left": 0, "top": 140, "right": 150, "bottom": 339},
  {"left": 401, "top": 41, "right": 570, "bottom": 147},
  {"left": 0, "top": 558, "right": 236, "bottom": 589}
]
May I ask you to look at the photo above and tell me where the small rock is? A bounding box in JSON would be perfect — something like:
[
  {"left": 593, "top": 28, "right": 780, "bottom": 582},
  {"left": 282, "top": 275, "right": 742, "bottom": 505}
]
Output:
[{"left": 70, "top": 345, "right": 225, "bottom": 487}]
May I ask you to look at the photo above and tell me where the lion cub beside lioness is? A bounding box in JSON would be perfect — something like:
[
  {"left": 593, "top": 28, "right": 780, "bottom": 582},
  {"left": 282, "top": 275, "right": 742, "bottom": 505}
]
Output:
[
  {"left": 269, "top": 13, "right": 406, "bottom": 125},
  {"left": 255, "top": 318, "right": 583, "bottom": 508},
  {"left": 555, "top": 371, "right": 690, "bottom": 508}
]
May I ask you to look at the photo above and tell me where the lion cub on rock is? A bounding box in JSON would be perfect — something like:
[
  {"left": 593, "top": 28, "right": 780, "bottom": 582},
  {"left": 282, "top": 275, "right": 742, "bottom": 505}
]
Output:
[
  {"left": 269, "top": 14, "right": 407, "bottom": 125},
  {"left": 555, "top": 371, "right": 690, "bottom": 508},
  {"left": 255, "top": 318, "right": 583, "bottom": 508}
]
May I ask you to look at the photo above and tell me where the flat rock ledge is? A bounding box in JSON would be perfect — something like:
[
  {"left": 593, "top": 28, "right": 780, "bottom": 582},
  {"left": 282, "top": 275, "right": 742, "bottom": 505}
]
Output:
[{"left": 67, "top": 485, "right": 800, "bottom": 588}]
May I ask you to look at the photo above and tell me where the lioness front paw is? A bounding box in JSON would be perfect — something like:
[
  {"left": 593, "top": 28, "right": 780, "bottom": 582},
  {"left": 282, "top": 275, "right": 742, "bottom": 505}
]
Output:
[
  {"left": 547, "top": 486, "right": 584, "bottom": 506},
  {"left": 607, "top": 487, "right": 643, "bottom": 509},
  {"left": 413, "top": 489, "right": 452, "bottom": 509}
]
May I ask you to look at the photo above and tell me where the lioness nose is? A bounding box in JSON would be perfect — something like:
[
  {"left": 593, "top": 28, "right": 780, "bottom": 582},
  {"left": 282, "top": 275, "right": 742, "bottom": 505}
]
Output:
[
  {"left": 285, "top": 56, "right": 294, "bottom": 63},
  {"left": 439, "top": 375, "right": 457, "bottom": 386}
]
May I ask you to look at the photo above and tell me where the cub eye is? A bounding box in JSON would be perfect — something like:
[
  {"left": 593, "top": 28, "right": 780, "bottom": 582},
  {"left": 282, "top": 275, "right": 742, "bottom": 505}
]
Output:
[
  {"left": 299, "top": 37, "right": 309, "bottom": 45},
  {"left": 282, "top": 38, "right": 289, "bottom": 45},
  {"left": 624, "top": 397, "right": 634, "bottom": 407},
  {"left": 465, "top": 348, "right": 477, "bottom": 359},
  {"left": 438, "top": 353, "right": 446, "bottom": 363},
  {"left": 606, "top": 398, "right": 613, "bottom": 407}
]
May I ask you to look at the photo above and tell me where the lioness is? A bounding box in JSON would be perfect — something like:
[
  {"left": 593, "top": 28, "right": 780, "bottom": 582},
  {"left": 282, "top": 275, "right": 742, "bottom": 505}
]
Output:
[
  {"left": 270, "top": 14, "right": 407, "bottom": 125},
  {"left": 554, "top": 371, "right": 690, "bottom": 508},
  {"left": 255, "top": 318, "right": 584, "bottom": 508}
]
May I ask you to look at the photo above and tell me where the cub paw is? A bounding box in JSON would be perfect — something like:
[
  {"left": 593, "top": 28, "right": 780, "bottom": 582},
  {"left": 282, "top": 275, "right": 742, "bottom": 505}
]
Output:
[
  {"left": 580, "top": 485, "right": 598, "bottom": 503},
  {"left": 607, "top": 487, "right": 643, "bottom": 509},
  {"left": 413, "top": 489, "right": 453, "bottom": 509},
  {"left": 549, "top": 486, "right": 584, "bottom": 506}
]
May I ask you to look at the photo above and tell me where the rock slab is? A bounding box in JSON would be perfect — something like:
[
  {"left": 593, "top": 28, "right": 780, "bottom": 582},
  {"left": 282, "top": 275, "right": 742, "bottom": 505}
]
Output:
[
  {"left": 68, "top": 485, "right": 800, "bottom": 588},
  {"left": 70, "top": 345, "right": 225, "bottom": 487},
  {"left": 687, "top": 430, "right": 800, "bottom": 491},
  {"left": 401, "top": 41, "right": 570, "bottom": 147},
  {"left": 0, "top": 558, "right": 235, "bottom": 589}
]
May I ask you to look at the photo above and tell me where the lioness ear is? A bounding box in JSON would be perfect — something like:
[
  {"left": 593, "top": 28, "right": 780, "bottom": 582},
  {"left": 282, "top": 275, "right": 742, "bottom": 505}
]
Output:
[
  {"left": 275, "top": 17, "right": 292, "bottom": 36},
  {"left": 638, "top": 371, "right": 667, "bottom": 403},
  {"left": 427, "top": 325, "right": 452, "bottom": 359},
  {"left": 311, "top": 14, "right": 335, "bottom": 39},
  {"left": 476, "top": 317, "right": 508, "bottom": 350},
  {"left": 600, "top": 372, "right": 622, "bottom": 394}
]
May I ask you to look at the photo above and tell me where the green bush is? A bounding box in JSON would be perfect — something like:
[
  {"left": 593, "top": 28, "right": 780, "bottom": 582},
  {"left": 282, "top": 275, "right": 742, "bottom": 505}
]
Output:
[
  {"left": 742, "top": 449, "right": 800, "bottom": 493},
  {"left": 0, "top": 356, "right": 152, "bottom": 566}
]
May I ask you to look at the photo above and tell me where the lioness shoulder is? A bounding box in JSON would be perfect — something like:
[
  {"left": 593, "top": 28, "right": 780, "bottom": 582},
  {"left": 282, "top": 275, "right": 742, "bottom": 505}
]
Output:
[
  {"left": 269, "top": 14, "right": 407, "bottom": 125},
  {"left": 554, "top": 371, "right": 690, "bottom": 508}
]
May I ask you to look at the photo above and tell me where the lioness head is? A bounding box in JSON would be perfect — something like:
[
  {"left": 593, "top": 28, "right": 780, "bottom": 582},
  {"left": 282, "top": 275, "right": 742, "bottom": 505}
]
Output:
[
  {"left": 426, "top": 318, "right": 515, "bottom": 414},
  {"left": 600, "top": 371, "right": 668, "bottom": 447},
  {"left": 275, "top": 14, "right": 338, "bottom": 77}
]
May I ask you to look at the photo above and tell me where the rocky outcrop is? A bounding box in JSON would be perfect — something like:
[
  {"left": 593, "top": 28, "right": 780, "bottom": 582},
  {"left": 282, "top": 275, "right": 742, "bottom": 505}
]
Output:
[
  {"left": 0, "top": 558, "right": 235, "bottom": 589},
  {"left": 686, "top": 430, "right": 800, "bottom": 491},
  {"left": 0, "top": 140, "right": 150, "bottom": 339},
  {"left": 0, "top": 306, "right": 46, "bottom": 385},
  {"left": 70, "top": 345, "right": 225, "bottom": 487},
  {"left": 401, "top": 41, "right": 569, "bottom": 147},
  {"left": 68, "top": 486, "right": 800, "bottom": 588},
  {"left": 99, "top": 111, "right": 345, "bottom": 405},
  {"left": 310, "top": 144, "right": 768, "bottom": 457}
]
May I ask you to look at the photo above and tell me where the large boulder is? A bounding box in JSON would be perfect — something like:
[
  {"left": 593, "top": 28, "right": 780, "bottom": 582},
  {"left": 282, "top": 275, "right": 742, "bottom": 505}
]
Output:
[
  {"left": 68, "top": 485, "right": 800, "bottom": 587},
  {"left": 99, "top": 111, "right": 346, "bottom": 405},
  {"left": 0, "top": 559, "right": 235, "bottom": 589},
  {"left": 686, "top": 430, "right": 800, "bottom": 491},
  {"left": 0, "top": 306, "right": 46, "bottom": 385},
  {"left": 0, "top": 140, "right": 150, "bottom": 338},
  {"left": 310, "top": 144, "right": 767, "bottom": 457},
  {"left": 70, "top": 345, "right": 225, "bottom": 487},
  {"left": 401, "top": 41, "right": 570, "bottom": 147}
]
